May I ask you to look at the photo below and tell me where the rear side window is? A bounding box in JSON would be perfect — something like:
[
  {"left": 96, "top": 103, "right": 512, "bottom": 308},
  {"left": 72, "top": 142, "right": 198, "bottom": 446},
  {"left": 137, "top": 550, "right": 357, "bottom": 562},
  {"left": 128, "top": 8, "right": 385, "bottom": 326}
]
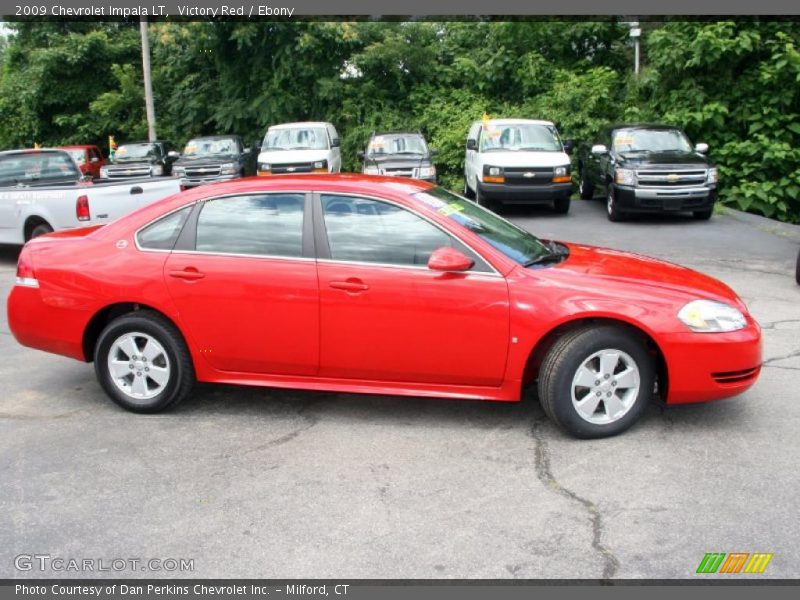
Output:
[
  {"left": 196, "top": 194, "right": 304, "bottom": 258},
  {"left": 137, "top": 206, "right": 192, "bottom": 250}
]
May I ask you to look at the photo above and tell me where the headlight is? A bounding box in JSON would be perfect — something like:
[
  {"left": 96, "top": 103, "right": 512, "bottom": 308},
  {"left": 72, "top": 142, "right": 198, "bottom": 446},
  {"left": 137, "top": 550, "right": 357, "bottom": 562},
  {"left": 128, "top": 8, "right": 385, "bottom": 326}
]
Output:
[
  {"left": 257, "top": 163, "right": 271, "bottom": 176},
  {"left": 706, "top": 167, "right": 718, "bottom": 185},
  {"left": 150, "top": 165, "right": 164, "bottom": 176},
  {"left": 219, "top": 163, "right": 237, "bottom": 175},
  {"left": 172, "top": 166, "right": 185, "bottom": 177},
  {"left": 99, "top": 166, "right": 108, "bottom": 177},
  {"left": 554, "top": 166, "right": 568, "bottom": 177},
  {"left": 678, "top": 300, "right": 747, "bottom": 333},
  {"left": 488, "top": 167, "right": 501, "bottom": 176},
  {"left": 364, "top": 166, "right": 380, "bottom": 175},
  {"left": 615, "top": 168, "right": 636, "bottom": 186},
  {"left": 418, "top": 166, "right": 436, "bottom": 179}
]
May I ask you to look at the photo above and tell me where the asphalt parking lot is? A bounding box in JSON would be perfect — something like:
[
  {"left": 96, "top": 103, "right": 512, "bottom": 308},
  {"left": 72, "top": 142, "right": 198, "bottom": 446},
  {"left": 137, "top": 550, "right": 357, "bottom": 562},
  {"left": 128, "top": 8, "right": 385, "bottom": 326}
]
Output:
[{"left": 2, "top": 197, "right": 799, "bottom": 580}]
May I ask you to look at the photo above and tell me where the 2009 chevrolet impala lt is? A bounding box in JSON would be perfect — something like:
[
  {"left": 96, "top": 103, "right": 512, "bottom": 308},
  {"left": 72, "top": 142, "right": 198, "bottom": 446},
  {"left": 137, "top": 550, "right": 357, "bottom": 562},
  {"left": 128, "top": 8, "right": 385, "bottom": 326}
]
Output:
[{"left": 7, "top": 175, "right": 761, "bottom": 438}]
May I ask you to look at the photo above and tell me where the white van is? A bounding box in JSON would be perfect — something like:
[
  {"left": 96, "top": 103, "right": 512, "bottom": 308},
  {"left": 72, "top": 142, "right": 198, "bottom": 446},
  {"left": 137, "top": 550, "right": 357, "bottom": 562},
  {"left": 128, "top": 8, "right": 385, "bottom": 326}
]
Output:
[
  {"left": 257, "top": 121, "right": 341, "bottom": 175},
  {"left": 463, "top": 118, "right": 574, "bottom": 213}
]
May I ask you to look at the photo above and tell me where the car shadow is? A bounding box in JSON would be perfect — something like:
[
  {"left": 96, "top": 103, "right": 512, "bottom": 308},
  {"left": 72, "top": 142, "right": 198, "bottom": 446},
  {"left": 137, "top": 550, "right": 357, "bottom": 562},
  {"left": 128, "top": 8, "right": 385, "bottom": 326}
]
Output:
[
  {"left": 578, "top": 197, "right": 712, "bottom": 225},
  {"left": 0, "top": 244, "right": 21, "bottom": 266}
]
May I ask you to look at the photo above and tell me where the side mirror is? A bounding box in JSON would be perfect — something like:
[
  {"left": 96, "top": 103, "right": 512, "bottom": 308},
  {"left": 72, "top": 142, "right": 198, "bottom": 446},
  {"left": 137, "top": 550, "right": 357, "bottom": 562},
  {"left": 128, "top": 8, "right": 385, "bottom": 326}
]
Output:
[
  {"left": 562, "top": 139, "right": 575, "bottom": 155},
  {"left": 252, "top": 141, "right": 262, "bottom": 152},
  {"left": 357, "top": 150, "right": 365, "bottom": 160},
  {"left": 90, "top": 156, "right": 99, "bottom": 163},
  {"left": 591, "top": 144, "right": 608, "bottom": 155},
  {"left": 331, "top": 138, "right": 341, "bottom": 148},
  {"left": 695, "top": 143, "right": 709, "bottom": 154},
  {"left": 429, "top": 148, "right": 439, "bottom": 156},
  {"left": 427, "top": 247, "right": 474, "bottom": 273},
  {"left": 167, "top": 150, "right": 180, "bottom": 160},
  {"left": 466, "top": 139, "right": 477, "bottom": 151}
]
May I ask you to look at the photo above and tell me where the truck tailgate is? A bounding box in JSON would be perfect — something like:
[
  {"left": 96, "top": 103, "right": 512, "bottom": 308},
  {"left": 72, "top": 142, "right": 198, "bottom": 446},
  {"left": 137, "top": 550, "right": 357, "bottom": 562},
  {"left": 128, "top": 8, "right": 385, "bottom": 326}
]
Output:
[{"left": 83, "top": 178, "right": 182, "bottom": 226}]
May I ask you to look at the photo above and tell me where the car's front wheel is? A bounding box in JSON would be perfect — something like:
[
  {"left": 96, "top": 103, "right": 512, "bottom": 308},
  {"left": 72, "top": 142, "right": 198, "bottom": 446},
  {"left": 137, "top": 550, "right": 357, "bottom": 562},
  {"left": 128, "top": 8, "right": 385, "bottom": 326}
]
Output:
[
  {"left": 579, "top": 168, "right": 594, "bottom": 200},
  {"left": 94, "top": 311, "right": 195, "bottom": 413},
  {"left": 538, "top": 325, "right": 655, "bottom": 438},
  {"left": 463, "top": 176, "right": 475, "bottom": 199},
  {"left": 607, "top": 185, "right": 626, "bottom": 222},
  {"left": 553, "top": 196, "right": 571, "bottom": 214}
]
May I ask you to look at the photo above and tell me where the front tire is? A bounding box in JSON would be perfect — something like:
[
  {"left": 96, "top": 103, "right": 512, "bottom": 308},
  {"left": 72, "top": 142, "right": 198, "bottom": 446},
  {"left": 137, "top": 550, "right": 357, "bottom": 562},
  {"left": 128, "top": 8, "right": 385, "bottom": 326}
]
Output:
[
  {"left": 94, "top": 310, "right": 195, "bottom": 413},
  {"left": 693, "top": 208, "right": 713, "bottom": 220},
  {"left": 553, "top": 196, "right": 571, "bottom": 214},
  {"left": 795, "top": 248, "right": 800, "bottom": 285},
  {"left": 538, "top": 325, "right": 655, "bottom": 439},
  {"left": 475, "top": 182, "right": 494, "bottom": 211},
  {"left": 607, "top": 185, "right": 626, "bottom": 222},
  {"left": 579, "top": 169, "right": 594, "bottom": 200},
  {"left": 463, "top": 176, "right": 475, "bottom": 199}
]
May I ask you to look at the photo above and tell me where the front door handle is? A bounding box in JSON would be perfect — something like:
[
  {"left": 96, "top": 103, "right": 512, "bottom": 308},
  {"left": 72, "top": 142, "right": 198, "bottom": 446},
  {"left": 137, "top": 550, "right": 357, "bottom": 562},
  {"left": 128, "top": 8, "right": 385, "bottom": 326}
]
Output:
[
  {"left": 329, "top": 279, "right": 369, "bottom": 292},
  {"left": 169, "top": 268, "right": 205, "bottom": 281}
]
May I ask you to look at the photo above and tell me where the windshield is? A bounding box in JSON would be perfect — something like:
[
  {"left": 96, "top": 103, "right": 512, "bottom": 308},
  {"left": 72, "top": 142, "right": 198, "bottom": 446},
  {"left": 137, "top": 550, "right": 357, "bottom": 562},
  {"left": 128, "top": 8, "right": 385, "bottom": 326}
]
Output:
[
  {"left": 413, "top": 187, "right": 551, "bottom": 265},
  {"left": 367, "top": 134, "right": 427, "bottom": 157},
  {"left": 612, "top": 129, "right": 693, "bottom": 153},
  {"left": 65, "top": 149, "right": 86, "bottom": 165},
  {"left": 114, "top": 143, "right": 158, "bottom": 161},
  {"left": 183, "top": 137, "right": 239, "bottom": 157},
  {"left": 0, "top": 152, "right": 81, "bottom": 186},
  {"left": 263, "top": 127, "right": 329, "bottom": 151},
  {"left": 480, "top": 123, "right": 562, "bottom": 152}
]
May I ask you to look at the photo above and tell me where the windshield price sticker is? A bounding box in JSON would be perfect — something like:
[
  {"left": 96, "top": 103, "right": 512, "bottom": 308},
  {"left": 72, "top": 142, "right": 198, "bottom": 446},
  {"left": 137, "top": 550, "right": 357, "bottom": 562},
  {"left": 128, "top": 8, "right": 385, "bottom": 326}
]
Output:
[{"left": 439, "top": 203, "right": 465, "bottom": 216}]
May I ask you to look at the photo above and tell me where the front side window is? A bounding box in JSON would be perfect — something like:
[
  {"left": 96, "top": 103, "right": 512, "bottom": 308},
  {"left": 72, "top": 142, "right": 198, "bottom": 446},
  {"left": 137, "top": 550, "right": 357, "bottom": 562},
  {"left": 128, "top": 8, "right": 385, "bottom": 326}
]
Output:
[
  {"left": 262, "top": 127, "right": 330, "bottom": 151},
  {"left": 196, "top": 194, "right": 304, "bottom": 258},
  {"left": 479, "top": 123, "right": 562, "bottom": 153},
  {"left": 65, "top": 149, "right": 87, "bottom": 165},
  {"left": 137, "top": 206, "right": 192, "bottom": 250},
  {"left": 321, "top": 195, "right": 454, "bottom": 267}
]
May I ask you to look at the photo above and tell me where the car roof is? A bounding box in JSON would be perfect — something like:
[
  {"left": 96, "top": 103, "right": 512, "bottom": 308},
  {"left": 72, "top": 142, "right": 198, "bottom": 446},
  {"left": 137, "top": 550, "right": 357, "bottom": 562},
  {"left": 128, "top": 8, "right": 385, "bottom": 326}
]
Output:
[
  {"left": 60, "top": 145, "right": 99, "bottom": 150},
  {"left": 268, "top": 122, "right": 333, "bottom": 130},
  {"left": 607, "top": 123, "right": 683, "bottom": 131},
  {"left": 371, "top": 131, "right": 424, "bottom": 137},
  {"left": 0, "top": 148, "right": 72, "bottom": 157},
  {"left": 473, "top": 118, "right": 555, "bottom": 127}
]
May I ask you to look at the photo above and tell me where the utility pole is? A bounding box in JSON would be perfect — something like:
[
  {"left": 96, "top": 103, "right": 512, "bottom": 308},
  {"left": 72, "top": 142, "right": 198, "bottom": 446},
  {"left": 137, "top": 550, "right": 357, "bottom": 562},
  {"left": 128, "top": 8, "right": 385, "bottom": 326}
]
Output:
[
  {"left": 629, "top": 20, "right": 641, "bottom": 77},
  {"left": 140, "top": 16, "right": 156, "bottom": 141}
]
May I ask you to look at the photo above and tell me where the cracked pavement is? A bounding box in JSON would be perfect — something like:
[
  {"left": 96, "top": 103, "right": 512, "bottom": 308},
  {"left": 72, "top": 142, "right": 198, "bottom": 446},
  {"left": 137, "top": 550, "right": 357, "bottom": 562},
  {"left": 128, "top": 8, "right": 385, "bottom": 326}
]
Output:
[{"left": 1, "top": 199, "right": 799, "bottom": 579}]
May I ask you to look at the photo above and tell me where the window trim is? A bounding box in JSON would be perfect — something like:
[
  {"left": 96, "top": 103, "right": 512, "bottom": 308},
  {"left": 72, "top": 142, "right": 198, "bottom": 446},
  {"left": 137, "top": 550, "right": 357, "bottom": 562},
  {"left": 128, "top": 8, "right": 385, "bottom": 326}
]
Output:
[{"left": 312, "top": 191, "right": 500, "bottom": 276}]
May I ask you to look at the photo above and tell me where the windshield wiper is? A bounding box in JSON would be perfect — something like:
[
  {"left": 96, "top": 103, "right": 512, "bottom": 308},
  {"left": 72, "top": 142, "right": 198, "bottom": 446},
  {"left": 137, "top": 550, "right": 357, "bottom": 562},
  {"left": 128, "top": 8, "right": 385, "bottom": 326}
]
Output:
[{"left": 522, "top": 241, "right": 569, "bottom": 267}]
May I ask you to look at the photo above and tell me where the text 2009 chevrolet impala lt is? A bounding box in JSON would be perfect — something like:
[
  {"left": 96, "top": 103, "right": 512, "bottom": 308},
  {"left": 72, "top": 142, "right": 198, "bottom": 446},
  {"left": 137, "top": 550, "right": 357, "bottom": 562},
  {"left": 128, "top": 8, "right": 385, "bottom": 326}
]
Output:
[{"left": 7, "top": 175, "right": 761, "bottom": 438}]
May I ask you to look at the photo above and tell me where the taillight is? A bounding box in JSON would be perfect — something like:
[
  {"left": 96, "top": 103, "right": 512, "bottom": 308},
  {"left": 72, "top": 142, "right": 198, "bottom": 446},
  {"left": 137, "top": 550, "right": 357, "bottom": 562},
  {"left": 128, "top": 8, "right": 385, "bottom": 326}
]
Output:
[
  {"left": 15, "top": 251, "right": 38, "bottom": 288},
  {"left": 76, "top": 195, "right": 90, "bottom": 221}
]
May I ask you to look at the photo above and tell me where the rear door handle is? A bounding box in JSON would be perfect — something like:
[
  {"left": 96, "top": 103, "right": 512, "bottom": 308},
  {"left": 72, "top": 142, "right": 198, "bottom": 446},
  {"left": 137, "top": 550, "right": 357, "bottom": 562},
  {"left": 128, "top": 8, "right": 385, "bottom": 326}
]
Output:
[
  {"left": 130, "top": 186, "right": 143, "bottom": 195},
  {"left": 169, "top": 268, "right": 205, "bottom": 281},
  {"left": 329, "top": 279, "right": 369, "bottom": 292}
]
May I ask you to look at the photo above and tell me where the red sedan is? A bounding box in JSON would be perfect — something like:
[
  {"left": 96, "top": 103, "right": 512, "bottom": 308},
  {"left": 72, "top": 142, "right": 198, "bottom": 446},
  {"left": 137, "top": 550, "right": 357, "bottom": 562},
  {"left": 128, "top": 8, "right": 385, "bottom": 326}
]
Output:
[{"left": 7, "top": 175, "right": 761, "bottom": 438}]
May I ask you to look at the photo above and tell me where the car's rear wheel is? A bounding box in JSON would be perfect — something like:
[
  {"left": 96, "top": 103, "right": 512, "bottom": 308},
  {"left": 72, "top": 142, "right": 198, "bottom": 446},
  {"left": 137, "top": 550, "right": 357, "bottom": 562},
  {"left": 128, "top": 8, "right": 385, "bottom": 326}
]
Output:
[
  {"left": 553, "top": 196, "right": 571, "bottom": 214},
  {"left": 796, "top": 247, "right": 800, "bottom": 285},
  {"left": 29, "top": 222, "right": 54, "bottom": 239},
  {"left": 579, "top": 168, "right": 594, "bottom": 200},
  {"left": 607, "top": 185, "right": 626, "bottom": 222},
  {"left": 463, "top": 176, "right": 475, "bottom": 199},
  {"left": 538, "top": 325, "right": 655, "bottom": 438},
  {"left": 94, "top": 311, "right": 194, "bottom": 413},
  {"left": 693, "top": 208, "right": 713, "bottom": 220}
]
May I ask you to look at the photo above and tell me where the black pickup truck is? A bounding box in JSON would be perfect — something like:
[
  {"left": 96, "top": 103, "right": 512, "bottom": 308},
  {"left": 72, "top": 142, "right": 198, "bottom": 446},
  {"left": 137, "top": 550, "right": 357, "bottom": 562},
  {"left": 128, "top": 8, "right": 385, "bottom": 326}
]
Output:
[
  {"left": 170, "top": 135, "right": 256, "bottom": 188},
  {"left": 100, "top": 140, "right": 177, "bottom": 179},
  {"left": 578, "top": 124, "right": 718, "bottom": 221}
]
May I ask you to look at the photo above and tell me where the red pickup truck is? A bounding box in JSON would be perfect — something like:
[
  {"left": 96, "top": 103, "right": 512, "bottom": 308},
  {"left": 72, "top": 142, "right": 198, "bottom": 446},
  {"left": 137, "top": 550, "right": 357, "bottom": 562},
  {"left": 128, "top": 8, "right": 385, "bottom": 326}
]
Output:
[{"left": 59, "top": 145, "right": 106, "bottom": 180}]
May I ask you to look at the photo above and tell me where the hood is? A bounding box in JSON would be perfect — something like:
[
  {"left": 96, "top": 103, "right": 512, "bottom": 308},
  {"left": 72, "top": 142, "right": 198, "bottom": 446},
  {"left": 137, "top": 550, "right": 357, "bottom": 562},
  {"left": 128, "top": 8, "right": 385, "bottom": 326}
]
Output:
[
  {"left": 555, "top": 242, "right": 739, "bottom": 304},
  {"left": 175, "top": 155, "right": 238, "bottom": 167},
  {"left": 257, "top": 149, "right": 330, "bottom": 165},
  {"left": 616, "top": 150, "right": 710, "bottom": 168},
  {"left": 479, "top": 150, "right": 570, "bottom": 168}
]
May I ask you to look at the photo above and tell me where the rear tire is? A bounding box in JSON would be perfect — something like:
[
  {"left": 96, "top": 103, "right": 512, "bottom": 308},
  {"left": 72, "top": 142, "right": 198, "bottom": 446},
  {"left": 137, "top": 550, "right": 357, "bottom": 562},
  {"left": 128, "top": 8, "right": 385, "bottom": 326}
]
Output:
[
  {"left": 553, "top": 196, "right": 571, "bottom": 214},
  {"left": 795, "top": 248, "right": 800, "bottom": 285},
  {"left": 29, "top": 222, "right": 54, "bottom": 239},
  {"left": 94, "top": 310, "right": 195, "bottom": 413},
  {"left": 579, "top": 169, "right": 594, "bottom": 200},
  {"left": 693, "top": 208, "right": 713, "bottom": 220},
  {"left": 538, "top": 325, "right": 655, "bottom": 439}
]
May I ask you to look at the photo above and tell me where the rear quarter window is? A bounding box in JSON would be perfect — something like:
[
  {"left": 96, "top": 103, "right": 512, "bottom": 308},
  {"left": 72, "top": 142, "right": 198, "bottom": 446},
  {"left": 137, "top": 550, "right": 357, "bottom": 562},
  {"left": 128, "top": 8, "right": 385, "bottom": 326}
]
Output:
[{"left": 137, "top": 206, "right": 192, "bottom": 251}]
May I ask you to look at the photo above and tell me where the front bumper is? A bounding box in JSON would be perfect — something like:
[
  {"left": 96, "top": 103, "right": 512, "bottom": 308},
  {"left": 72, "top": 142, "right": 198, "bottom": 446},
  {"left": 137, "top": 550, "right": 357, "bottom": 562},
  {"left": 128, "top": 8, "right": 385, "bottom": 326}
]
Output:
[
  {"left": 661, "top": 321, "right": 762, "bottom": 404},
  {"left": 480, "top": 181, "right": 572, "bottom": 204},
  {"left": 615, "top": 184, "right": 717, "bottom": 213},
  {"left": 179, "top": 174, "right": 240, "bottom": 188}
]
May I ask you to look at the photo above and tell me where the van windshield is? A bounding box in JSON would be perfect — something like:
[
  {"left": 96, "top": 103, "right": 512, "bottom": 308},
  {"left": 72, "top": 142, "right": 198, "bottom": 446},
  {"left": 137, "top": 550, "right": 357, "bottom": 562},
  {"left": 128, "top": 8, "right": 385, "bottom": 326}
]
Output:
[
  {"left": 367, "top": 134, "right": 427, "bottom": 157},
  {"left": 263, "top": 127, "right": 329, "bottom": 151},
  {"left": 480, "top": 123, "right": 562, "bottom": 153}
]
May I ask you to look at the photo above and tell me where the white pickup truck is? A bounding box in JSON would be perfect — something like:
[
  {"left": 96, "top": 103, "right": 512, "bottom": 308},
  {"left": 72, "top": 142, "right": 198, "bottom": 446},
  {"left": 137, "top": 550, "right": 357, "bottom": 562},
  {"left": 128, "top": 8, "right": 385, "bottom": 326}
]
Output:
[{"left": 0, "top": 149, "right": 182, "bottom": 245}]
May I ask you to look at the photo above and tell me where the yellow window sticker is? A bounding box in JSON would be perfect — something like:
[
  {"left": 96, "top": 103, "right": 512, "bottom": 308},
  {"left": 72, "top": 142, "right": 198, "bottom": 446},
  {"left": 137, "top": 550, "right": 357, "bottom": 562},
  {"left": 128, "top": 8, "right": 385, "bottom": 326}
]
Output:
[{"left": 439, "top": 203, "right": 465, "bottom": 217}]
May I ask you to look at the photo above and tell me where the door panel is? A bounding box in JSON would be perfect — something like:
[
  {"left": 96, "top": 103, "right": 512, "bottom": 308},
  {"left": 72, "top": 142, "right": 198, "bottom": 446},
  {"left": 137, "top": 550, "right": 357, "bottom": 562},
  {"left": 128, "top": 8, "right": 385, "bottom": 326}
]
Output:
[{"left": 164, "top": 193, "right": 319, "bottom": 375}]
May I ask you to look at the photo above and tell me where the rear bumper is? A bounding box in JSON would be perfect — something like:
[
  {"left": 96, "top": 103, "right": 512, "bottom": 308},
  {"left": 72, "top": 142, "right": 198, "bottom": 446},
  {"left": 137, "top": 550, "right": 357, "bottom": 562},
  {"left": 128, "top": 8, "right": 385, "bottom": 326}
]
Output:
[
  {"left": 7, "top": 285, "right": 89, "bottom": 361},
  {"left": 480, "top": 182, "right": 572, "bottom": 204},
  {"left": 615, "top": 184, "right": 717, "bottom": 213},
  {"left": 661, "top": 321, "right": 762, "bottom": 404}
]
